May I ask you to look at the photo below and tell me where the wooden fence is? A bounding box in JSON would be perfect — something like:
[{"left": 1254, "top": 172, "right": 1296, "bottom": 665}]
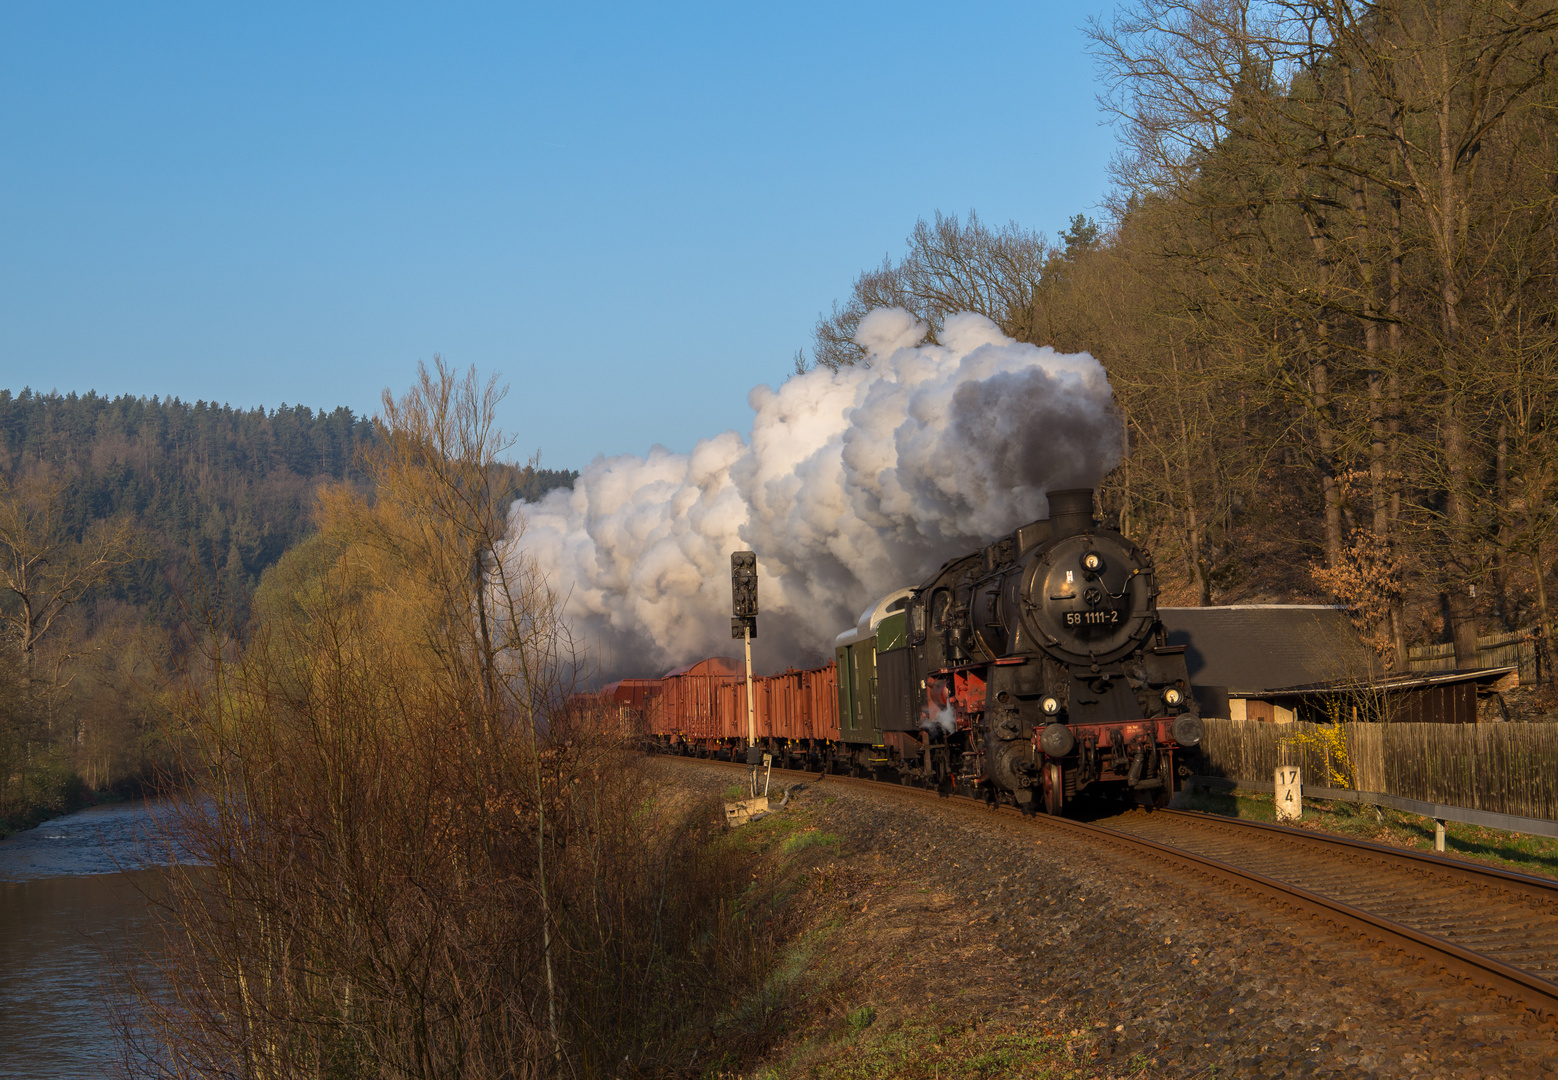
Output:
[
  {"left": 1199, "top": 718, "right": 1558, "bottom": 822},
  {"left": 1408, "top": 626, "right": 1549, "bottom": 683}
]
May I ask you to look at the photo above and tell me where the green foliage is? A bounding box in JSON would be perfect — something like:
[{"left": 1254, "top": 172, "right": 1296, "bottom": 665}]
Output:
[
  {"left": 1058, "top": 213, "right": 1100, "bottom": 260},
  {"left": 809, "top": 1017, "right": 1123, "bottom": 1080},
  {"left": 0, "top": 388, "right": 373, "bottom": 626},
  {"left": 780, "top": 828, "right": 841, "bottom": 855}
]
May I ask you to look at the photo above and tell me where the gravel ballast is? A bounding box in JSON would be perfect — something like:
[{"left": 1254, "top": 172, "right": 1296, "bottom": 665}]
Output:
[{"left": 658, "top": 758, "right": 1558, "bottom": 1079}]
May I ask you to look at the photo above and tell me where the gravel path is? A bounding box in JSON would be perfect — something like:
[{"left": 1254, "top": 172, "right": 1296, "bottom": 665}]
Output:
[{"left": 658, "top": 758, "right": 1558, "bottom": 1079}]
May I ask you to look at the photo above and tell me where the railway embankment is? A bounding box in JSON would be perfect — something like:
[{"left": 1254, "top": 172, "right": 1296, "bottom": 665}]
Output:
[{"left": 655, "top": 757, "right": 1558, "bottom": 1079}]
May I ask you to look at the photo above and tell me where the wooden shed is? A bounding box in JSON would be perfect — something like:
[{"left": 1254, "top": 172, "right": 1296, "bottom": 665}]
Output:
[{"left": 1161, "top": 605, "right": 1515, "bottom": 724}]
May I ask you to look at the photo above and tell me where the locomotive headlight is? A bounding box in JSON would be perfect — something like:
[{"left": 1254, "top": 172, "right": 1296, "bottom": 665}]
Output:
[
  {"left": 1163, "top": 687, "right": 1184, "bottom": 707},
  {"left": 1041, "top": 696, "right": 1061, "bottom": 715},
  {"left": 1040, "top": 722, "right": 1075, "bottom": 758},
  {"left": 1082, "top": 552, "right": 1104, "bottom": 573},
  {"left": 1171, "top": 713, "right": 1204, "bottom": 748}
]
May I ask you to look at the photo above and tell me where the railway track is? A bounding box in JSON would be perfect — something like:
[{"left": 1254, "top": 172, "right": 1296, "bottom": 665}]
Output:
[
  {"left": 681, "top": 754, "right": 1558, "bottom": 1025},
  {"left": 1094, "top": 807, "right": 1558, "bottom": 1020}
]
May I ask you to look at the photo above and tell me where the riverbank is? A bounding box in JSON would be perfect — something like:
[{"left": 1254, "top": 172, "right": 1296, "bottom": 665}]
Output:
[{"left": 0, "top": 765, "right": 142, "bottom": 841}]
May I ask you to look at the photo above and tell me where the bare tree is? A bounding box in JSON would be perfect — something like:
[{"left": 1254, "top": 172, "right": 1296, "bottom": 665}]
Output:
[
  {"left": 131, "top": 363, "right": 784, "bottom": 1080},
  {"left": 1090, "top": 0, "right": 1558, "bottom": 663},
  {"left": 800, "top": 211, "right": 1056, "bottom": 370},
  {"left": 0, "top": 471, "right": 144, "bottom": 671}
]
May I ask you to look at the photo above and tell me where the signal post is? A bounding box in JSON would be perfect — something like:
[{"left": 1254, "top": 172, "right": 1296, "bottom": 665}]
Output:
[{"left": 727, "top": 551, "right": 770, "bottom": 818}]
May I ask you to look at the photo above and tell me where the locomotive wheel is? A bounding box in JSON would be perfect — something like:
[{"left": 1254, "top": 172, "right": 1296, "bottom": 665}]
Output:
[
  {"left": 1151, "top": 752, "right": 1173, "bottom": 809},
  {"left": 1043, "top": 763, "right": 1064, "bottom": 816}
]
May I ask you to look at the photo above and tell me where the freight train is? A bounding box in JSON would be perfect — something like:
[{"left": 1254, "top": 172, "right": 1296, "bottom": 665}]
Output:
[{"left": 608, "top": 488, "right": 1203, "bottom": 814}]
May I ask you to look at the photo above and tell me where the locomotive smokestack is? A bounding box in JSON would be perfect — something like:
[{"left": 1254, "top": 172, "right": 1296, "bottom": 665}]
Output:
[{"left": 1047, "top": 488, "right": 1095, "bottom": 537}]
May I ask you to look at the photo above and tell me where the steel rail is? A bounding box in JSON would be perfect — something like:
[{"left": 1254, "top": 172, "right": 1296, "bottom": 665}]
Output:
[
  {"left": 1148, "top": 807, "right": 1558, "bottom": 902},
  {"left": 667, "top": 755, "right": 1558, "bottom": 1022}
]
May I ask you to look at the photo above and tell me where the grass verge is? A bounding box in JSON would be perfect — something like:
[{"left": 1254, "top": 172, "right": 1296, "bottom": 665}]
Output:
[
  {"left": 690, "top": 777, "right": 1139, "bottom": 1080},
  {"left": 772, "top": 1016, "right": 1156, "bottom": 1080},
  {"left": 1174, "top": 785, "right": 1558, "bottom": 880}
]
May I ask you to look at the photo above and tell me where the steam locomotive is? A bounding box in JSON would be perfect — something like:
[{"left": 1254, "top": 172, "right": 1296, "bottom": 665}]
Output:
[{"left": 632, "top": 487, "right": 1203, "bottom": 814}]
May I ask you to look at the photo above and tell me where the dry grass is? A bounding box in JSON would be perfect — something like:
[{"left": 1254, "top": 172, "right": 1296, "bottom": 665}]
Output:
[
  {"left": 789, "top": 1017, "right": 1156, "bottom": 1080},
  {"left": 686, "top": 782, "right": 1141, "bottom": 1080}
]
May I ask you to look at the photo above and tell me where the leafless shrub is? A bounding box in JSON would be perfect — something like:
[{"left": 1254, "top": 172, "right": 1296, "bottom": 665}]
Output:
[{"left": 122, "top": 364, "right": 779, "bottom": 1079}]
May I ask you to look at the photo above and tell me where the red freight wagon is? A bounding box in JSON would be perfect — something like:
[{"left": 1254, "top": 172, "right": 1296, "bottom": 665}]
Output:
[
  {"left": 601, "top": 678, "right": 661, "bottom": 711},
  {"left": 644, "top": 658, "right": 841, "bottom": 765},
  {"left": 656, "top": 657, "right": 743, "bottom": 741},
  {"left": 714, "top": 665, "right": 841, "bottom": 744},
  {"left": 802, "top": 664, "right": 841, "bottom": 742},
  {"left": 775, "top": 666, "right": 840, "bottom": 742},
  {"left": 715, "top": 676, "right": 778, "bottom": 741},
  {"left": 599, "top": 678, "right": 662, "bottom": 738}
]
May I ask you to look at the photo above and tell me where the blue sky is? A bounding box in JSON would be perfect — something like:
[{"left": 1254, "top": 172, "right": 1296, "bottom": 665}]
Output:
[{"left": 0, "top": 1, "right": 1118, "bottom": 470}]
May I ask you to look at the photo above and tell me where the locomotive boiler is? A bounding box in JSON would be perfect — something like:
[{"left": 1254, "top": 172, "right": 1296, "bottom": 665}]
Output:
[{"left": 835, "top": 488, "right": 1202, "bottom": 813}]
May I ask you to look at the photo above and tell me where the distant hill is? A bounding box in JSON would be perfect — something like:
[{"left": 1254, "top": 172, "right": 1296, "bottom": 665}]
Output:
[{"left": 0, "top": 388, "right": 577, "bottom": 633}]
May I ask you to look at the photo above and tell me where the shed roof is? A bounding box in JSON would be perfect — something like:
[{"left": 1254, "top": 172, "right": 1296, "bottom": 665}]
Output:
[
  {"left": 1278, "top": 665, "right": 1516, "bottom": 694},
  {"left": 1159, "top": 605, "right": 1381, "bottom": 693}
]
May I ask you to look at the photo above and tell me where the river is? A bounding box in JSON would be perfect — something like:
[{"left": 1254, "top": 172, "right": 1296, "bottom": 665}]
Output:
[{"left": 0, "top": 800, "right": 179, "bottom": 1079}]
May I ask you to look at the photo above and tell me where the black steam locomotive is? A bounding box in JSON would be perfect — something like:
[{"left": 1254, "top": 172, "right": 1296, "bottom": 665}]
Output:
[{"left": 833, "top": 488, "right": 1202, "bottom": 813}]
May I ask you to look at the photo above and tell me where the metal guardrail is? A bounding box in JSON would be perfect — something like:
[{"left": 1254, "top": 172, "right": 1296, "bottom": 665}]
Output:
[{"left": 1188, "top": 773, "right": 1558, "bottom": 840}]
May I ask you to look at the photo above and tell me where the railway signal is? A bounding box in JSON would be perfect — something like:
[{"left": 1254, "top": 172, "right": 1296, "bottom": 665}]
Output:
[
  {"left": 731, "top": 550, "right": 758, "bottom": 637},
  {"left": 731, "top": 551, "right": 763, "bottom": 788}
]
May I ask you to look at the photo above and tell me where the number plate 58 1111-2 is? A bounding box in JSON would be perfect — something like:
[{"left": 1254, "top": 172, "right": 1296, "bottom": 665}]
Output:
[{"left": 1064, "top": 610, "right": 1120, "bottom": 627}]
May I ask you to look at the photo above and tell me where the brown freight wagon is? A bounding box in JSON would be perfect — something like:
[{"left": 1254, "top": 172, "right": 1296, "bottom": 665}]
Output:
[
  {"left": 713, "top": 664, "right": 841, "bottom": 754},
  {"left": 601, "top": 678, "right": 661, "bottom": 711},
  {"left": 646, "top": 657, "right": 840, "bottom": 764},
  {"left": 599, "top": 678, "right": 662, "bottom": 740},
  {"left": 655, "top": 657, "right": 743, "bottom": 745}
]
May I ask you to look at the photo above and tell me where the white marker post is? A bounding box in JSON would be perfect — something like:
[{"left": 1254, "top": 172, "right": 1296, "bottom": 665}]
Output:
[{"left": 1275, "top": 765, "right": 1302, "bottom": 822}]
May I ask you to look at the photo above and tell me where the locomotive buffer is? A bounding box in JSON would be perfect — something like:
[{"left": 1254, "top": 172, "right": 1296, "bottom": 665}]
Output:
[{"left": 729, "top": 551, "right": 771, "bottom": 815}]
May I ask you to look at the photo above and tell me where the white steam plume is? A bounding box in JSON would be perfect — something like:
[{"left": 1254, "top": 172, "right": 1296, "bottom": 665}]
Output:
[{"left": 511, "top": 309, "right": 1123, "bottom": 678}]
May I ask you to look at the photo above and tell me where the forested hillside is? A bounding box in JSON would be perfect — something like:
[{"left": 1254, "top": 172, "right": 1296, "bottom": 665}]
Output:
[
  {"left": 0, "top": 387, "right": 576, "bottom": 828},
  {"left": 801, "top": 0, "right": 1558, "bottom": 674}
]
